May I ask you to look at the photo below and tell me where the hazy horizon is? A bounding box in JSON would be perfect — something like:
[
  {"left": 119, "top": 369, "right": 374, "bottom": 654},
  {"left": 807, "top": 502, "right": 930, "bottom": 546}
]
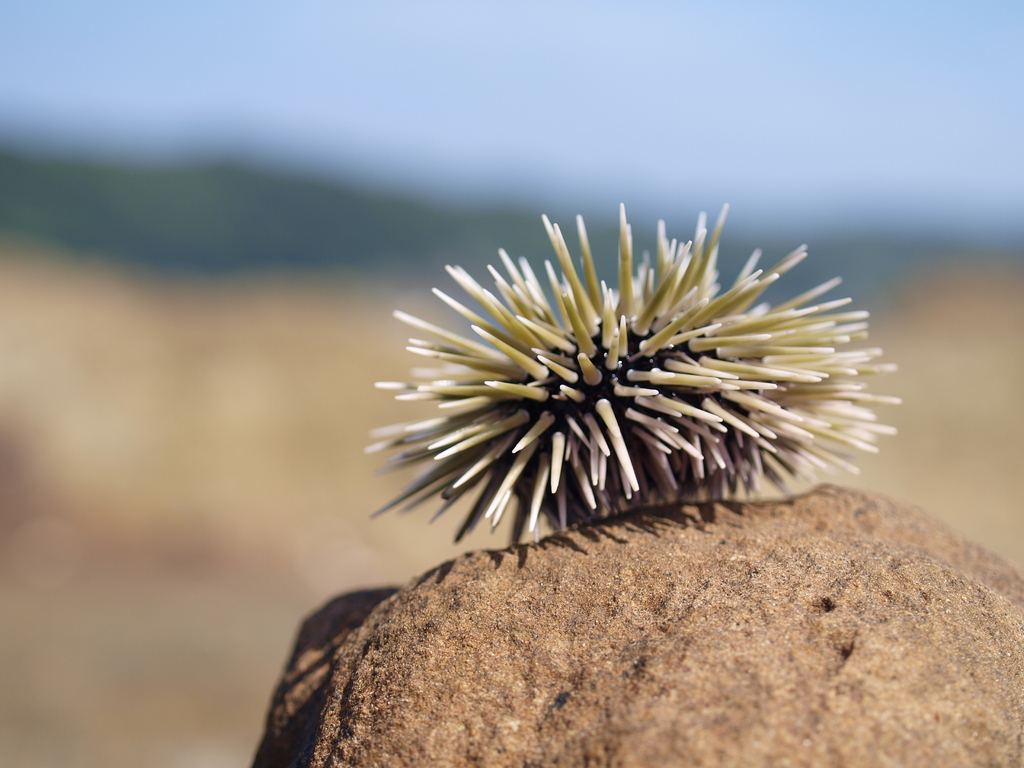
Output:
[{"left": 2, "top": 1, "right": 1022, "bottom": 240}]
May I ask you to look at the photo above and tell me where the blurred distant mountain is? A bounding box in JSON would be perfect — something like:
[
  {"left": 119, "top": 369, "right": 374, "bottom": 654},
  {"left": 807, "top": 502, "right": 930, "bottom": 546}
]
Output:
[
  {"left": 1, "top": 148, "right": 1020, "bottom": 301},
  {"left": 0, "top": 149, "right": 564, "bottom": 276}
]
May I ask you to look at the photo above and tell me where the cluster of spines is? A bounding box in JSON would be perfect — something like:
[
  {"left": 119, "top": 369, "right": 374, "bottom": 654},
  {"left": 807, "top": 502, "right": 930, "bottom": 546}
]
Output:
[{"left": 369, "top": 204, "right": 898, "bottom": 542}]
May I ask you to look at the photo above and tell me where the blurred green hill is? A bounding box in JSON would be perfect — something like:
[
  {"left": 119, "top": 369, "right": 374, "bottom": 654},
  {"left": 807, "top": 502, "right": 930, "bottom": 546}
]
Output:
[
  {"left": 0, "top": 149, "right": 559, "bottom": 276},
  {"left": 1, "top": 148, "right": 1020, "bottom": 300}
]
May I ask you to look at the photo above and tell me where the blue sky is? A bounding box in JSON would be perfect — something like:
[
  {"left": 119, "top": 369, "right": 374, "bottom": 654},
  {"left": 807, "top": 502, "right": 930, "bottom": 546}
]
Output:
[{"left": 1, "top": 1, "right": 1022, "bottom": 236}]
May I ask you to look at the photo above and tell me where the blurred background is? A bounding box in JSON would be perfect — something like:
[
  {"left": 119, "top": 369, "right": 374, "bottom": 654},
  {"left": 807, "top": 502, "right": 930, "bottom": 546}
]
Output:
[{"left": 0, "top": 1, "right": 1022, "bottom": 766}]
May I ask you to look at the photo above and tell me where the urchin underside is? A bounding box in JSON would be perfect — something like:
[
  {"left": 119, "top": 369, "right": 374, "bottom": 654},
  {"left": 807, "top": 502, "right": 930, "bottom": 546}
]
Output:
[{"left": 369, "top": 205, "right": 898, "bottom": 543}]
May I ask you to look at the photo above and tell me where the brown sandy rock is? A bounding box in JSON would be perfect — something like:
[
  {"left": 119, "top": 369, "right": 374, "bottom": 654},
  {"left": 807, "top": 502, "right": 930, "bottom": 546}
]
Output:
[{"left": 253, "top": 486, "right": 1024, "bottom": 767}]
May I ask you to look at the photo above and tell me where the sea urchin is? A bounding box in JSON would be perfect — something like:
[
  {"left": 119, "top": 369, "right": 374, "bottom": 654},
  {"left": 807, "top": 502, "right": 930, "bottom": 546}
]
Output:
[{"left": 369, "top": 205, "right": 898, "bottom": 543}]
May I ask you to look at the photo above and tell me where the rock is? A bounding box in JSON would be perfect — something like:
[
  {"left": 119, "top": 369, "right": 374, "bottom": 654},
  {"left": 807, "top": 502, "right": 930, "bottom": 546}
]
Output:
[
  {"left": 254, "top": 588, "right": 398, "bottom": 768},
  {"left": 253, "top": 486, "right": 1024, "bottom": 767}
]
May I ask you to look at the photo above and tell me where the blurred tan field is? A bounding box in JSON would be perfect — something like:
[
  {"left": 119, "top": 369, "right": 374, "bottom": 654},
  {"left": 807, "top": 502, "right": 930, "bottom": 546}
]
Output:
[{"left": 0, "top": 239, "right": 1022, "bottom": 767}]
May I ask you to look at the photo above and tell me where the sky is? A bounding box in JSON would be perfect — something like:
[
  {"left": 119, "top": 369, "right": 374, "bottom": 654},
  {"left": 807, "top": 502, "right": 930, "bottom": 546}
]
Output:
[{"left": 1, "top": 0, "right": 1022, "bottom": 238}]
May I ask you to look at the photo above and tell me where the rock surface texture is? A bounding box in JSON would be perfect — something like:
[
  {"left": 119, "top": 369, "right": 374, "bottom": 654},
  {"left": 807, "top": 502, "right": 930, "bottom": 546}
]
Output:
[{"left": 253, "top": 486, "right": 1024, "bottom": 767}]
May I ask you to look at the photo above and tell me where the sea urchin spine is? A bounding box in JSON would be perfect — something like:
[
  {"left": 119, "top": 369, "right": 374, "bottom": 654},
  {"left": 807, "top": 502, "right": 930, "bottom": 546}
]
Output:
[{"left": 369, "top": 205, "right": 898, "bottom": 543}]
